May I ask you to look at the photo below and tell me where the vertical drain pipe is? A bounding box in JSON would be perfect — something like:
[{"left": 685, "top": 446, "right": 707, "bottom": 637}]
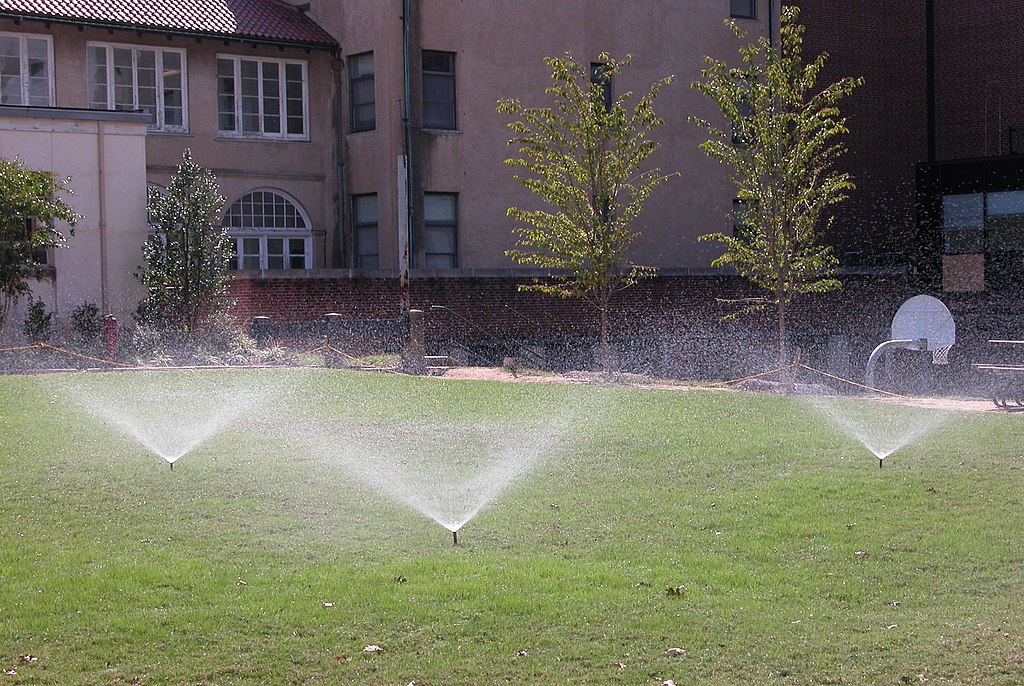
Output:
[
  {"left": 399, "top": 0, "right": 414, "bottom": 312},
  {"left": 96, "top": 120, "right": 109, "bottom": 314}
]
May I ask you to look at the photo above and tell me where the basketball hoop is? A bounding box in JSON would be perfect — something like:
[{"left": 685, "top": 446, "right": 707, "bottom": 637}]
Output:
[{"left": 932, "top": 345, "right": 952, "bottom": 365}]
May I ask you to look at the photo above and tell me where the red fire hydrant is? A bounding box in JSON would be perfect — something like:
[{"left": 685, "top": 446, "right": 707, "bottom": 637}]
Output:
[{"left": 103, "top": 314, "right": 118, "bottom": 359}]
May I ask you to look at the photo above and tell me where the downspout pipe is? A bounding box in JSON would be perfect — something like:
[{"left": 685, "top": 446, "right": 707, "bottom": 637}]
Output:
[
  {"left": 399, "top": 0, "right": 414, "bottom": 312},
  {"left": 865, "top": 338, "right": 927, "bottom": 390},
  {"left": 768, "top": 0, "right": 775, "bottom": 47}
]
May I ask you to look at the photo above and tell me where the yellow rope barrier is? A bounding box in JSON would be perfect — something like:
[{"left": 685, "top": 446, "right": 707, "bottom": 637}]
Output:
[
  {"left": 37, "top": 343, "right": 132, "bottom": 367},
  {"left": 264, "top": 345, "right": 330, "bottom": 366},
  {"left": 795, "top": 363, "right": 911, "bottom": 399},
  {"left": 0, "top": 343, "right": 43, "bottom": 352},
  {"left": 700, "top": 362, "right": 797, "bottom": 388}
]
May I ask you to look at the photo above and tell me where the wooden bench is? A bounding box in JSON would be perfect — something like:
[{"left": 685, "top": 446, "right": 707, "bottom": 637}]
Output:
[{"left": 973, "top": 340, "right": 1024, "bottom": 411}]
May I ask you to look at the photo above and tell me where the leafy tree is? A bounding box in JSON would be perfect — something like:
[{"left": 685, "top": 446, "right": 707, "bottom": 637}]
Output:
[
  {"left": 691, "top": 6, "right": 862, "bottom": 364},
  {"left": 136, "top": 150, "right": 231, "bottom": 333},
  {"left": 0, "top": 157, "right": 80, "bottom": 329},
  {"left": 498, "top": 53, "right": 675, "bottom": 372}
]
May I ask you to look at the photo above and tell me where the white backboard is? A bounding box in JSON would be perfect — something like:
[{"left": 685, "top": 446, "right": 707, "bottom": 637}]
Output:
[{"left": 891, "top": 295, "right": 956, "bottom": 351}]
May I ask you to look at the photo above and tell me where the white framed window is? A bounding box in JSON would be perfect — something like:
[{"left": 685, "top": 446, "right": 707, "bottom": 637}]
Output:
[
  {"left": 87, "top": 43, "right": 186, "bottom": 131},
  {"left": 0, "top": 32, "right": 53, "bottom": 106},
  {"left": 217, "top": 55, "right": 308, "bottom": 140},
  {"left": 224, "top": 190, "right": 313, "bottom": 270}
]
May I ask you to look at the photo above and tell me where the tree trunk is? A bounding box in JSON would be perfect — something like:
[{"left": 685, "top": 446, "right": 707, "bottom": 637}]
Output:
[
  {"left": 598, "top": 304, "right": 611, "bottom": 375},
  {"left": 777, "top": 296, "right": 788, "bottom": 367}
]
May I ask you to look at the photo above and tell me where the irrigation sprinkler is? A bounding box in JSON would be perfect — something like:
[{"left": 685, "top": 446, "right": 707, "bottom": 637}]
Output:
[{"left": 453, "top": 530, "right": 459, "bottom": 546}]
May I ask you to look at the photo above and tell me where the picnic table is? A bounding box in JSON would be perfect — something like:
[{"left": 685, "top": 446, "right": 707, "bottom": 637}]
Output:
[{"left": 973, "top": 340, "right": 1024, "bottom": 411}]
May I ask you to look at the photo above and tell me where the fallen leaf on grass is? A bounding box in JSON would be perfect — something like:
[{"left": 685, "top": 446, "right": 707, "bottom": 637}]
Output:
[
  {"left": 17, "top": 656, "right": 37, "bottom": 664},
  {"left": 2, "top": 668, "right": 16, "bottom": 676},
  {"left": 394, "top": 576, "right": 408, "bottom": 584},
  {"left": 664, "top": 647, "right": 687, "bottom": 656},
  {"left": 334, "top": 654, "right": 351, "bottom": 663},
  {"left": 323, "top": 602, "right": 335, "bottom": 607},
  {"left": 854, "top": 551, "right": 870, "bottom": 558},
  {"left": 890, "top": 600, "right": 902, "bottom": 607},
  {"left": 917, "top": 675, "right": 929, "bottom": 683},
  {"left": 236, "top": 578, "right": 247, "bottom": 586},
  {"left": 610, "top": 662, "right": 626, "bottom": 670},
  {"left": 665, "top": 586, "right": 685, "bottom": 596},
  {"left": 885, "top": 624, "right": 899, "bottom": 630},
  {"left": 925, "top": 487, "right": 937, "bottom": 493},
  {"left": 515, "top": 650, "right": 528, "bottom": 657},
  {"left": 363, "top": 645, "right": 384, "bottom": 654},
  {"left": 661, "top": 680, "right": 677, "bottom": 686}
]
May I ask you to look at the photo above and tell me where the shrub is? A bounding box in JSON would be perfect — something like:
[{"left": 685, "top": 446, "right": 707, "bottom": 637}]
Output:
[{"left": 21, "top": 297, "right": 52, "bottom": 342}]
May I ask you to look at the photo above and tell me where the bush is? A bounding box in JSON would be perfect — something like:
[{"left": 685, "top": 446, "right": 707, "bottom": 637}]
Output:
[
  {"left": 70, "top": 301, "right": 102, "bottom": 347},
  {"left": 21, "top": 297, "right": 52, "bottom": 342}
]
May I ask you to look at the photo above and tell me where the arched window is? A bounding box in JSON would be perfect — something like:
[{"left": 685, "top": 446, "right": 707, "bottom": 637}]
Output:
[{"left": 223, "top": 190, "right": 312, "bottom": 270}]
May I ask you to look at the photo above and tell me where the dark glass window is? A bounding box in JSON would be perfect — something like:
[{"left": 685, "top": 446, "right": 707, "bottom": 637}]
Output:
[
  {"left": 349, "top": 52, "right": 375, "bottom": 132},
  {"left": 730, "top": 0, "right": 756, "bottom": 19},
  {"left": 353, "top": 194, "right": 379, "bottom": 269},
  {"left": 424, "top": 193, "right": 457, "bottom": 268},
  {"left": 590, "top": 62, "right": 612, "bottom": 111},
  {"left": 422, "top": 50, "right": 456, "bottom": 130}
]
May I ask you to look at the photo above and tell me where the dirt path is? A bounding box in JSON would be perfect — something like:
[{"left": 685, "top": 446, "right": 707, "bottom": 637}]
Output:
[{"left": 438, "top": 367, "right": 1003, "bottom": 414}]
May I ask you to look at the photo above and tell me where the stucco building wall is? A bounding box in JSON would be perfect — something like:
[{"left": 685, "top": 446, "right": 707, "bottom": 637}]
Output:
[{"left": 0, "top": 108, "right": 149, "bottom": 322}]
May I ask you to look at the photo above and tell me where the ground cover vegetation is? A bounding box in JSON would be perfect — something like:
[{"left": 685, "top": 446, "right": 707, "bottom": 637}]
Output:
[{"left": 1, "top": 369, "right": 1023, "bottom": 684}]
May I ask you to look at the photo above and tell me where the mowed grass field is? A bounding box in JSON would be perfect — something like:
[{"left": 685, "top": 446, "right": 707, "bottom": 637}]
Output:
[{"left": 1, "top": 368, "right": 1024, "bottom": 685}]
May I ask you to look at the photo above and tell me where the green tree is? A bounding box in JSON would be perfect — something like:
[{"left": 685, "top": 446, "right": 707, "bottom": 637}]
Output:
[
  {"left": 0, "top": 157, "right": 80, "bottom": 329},
  {"left": 137, "top": 150, "right": 231, "bottom": 333},
  {"left": 498, "top": 53, "right": 674, "bottom": 372},
  {"left": 691, "top": 6, "right": 862, "bottom": 364}
]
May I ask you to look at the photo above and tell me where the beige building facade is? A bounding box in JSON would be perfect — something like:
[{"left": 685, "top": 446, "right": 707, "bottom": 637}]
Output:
[
  {"left": 312, "top": 0, "right": 773, "bottom": 275},
  {"left": 0, "top": 1, "right": 338, "bottom": 324}
]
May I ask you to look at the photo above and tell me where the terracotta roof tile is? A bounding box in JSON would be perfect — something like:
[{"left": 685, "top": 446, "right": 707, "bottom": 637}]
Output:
[{"left": 0, "top": 0, "right": 337, "bottom": 48}]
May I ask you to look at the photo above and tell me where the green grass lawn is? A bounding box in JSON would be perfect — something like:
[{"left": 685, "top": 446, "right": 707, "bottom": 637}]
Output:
[{"left": 1, "top": 369, "right": 1023, "bottom": 685}]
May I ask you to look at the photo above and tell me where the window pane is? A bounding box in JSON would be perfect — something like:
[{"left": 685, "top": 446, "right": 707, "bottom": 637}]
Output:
[
  {"left": 0, "top": 36, "right": 21, "bottom": 104},
  {"left": 88, "top": 46, "right": 108, "bottom": 108},
  {"left": 987, "top": 191, "right": 1024, "bottom": 217},
  {"left": 424, "top": 193, "right": 456, "bottom": 221},
  {"left": 217, "top": 58, "right": 235, "bottom": 131},
  {"left": 26, "top": 37, "right": 49, "bottom": 106},
  {"left": 730, "top": 0, "right": 755, "bottom": 19},
  {"left": 354, "top": 194, "right": 378, "bottom": 223},
  {"left": 112, "top": 47, "right": 134, "bottom": 110},
  {"left": 942, "top": 193, "right": 983, "bottom": 228}
]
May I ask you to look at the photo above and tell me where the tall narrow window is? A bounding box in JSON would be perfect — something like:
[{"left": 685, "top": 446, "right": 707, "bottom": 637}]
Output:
[
  {"left": 424, "top": 193, "right": 457, "bottom": 268},
  {"left": 730, "top": 0, "right": 756, "bottom": 19},
  {"left": 422, "top": 50, "right": 456, "bottom": 130},
  {"left": 0, "top": 33, "right": 52, "bottom": 106},
  {"left": 87, "top": 43, "right": 186, "bottom": 131},
  {"left": 590, "top": 62, "right": 612, "bottom": 111},
  {"left": 349, "top": 52, "right": 375, "bottom": 133},
  {"left": 224, "top": 190, "right": 313, "bottom": 270},
  {"left": 217, "top": 56, "right": 307, "bottom": 140},
  {"left": 732, "top": 198, "right": 754, "bottom": 237},
  {"left": 353, "top": 194, "right": 379, "bottom": 268},
  {"left": 942, "top": 193, "right": 984, "bottom": 254}
]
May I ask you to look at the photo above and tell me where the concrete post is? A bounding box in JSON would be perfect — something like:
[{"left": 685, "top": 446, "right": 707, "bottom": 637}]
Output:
[
  {"left": 403, "top": 309, "right": 427, "bottom": 374},
  {"left": 251, "top": 316, "right": 272, "bottom": 347},
  {"left": 103, "top": 314, "right": 117, "bottom": 359},
  {"left": 324, "top": 313, "right": 343, "bottom": 368}
]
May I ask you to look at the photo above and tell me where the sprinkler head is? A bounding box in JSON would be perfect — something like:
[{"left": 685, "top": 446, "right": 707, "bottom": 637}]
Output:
[
  {"left": 453, "top": 530, "right": 458, "bottom": 546},
  {"left": 170, "top": 462, "right": 174, "bottom": 471},
  {"left": 879, "top": 458, "right": 883, "bottom": 469}
]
